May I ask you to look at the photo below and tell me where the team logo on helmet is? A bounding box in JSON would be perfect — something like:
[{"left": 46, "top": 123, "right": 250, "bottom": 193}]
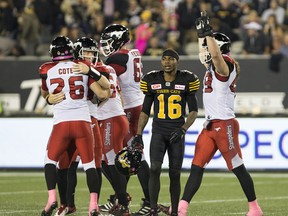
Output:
[
  {"left": 199, "top": 32, "right": 231, "bottom": 64},
  {"left": 100, "top": 24, "right": 130, "bottom": 57},
  {"left": 115, "top": 147, "right": 142, "bottom": 176}
]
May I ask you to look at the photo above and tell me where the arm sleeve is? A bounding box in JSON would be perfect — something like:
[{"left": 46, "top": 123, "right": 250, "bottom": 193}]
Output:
[
  {"left": 39, "top": 65, "right": 48, "bottom": 91},
  {"left": 186, "top": 73, "right": 200, "bottom": 112},
  {"left": 187, "top": 94, "right": 198, "bottom": 112},
  {"left": 141, "top": 95, "right": 153, "bottom": 116},
  {"left": 105, "top": 53, "right": 128, "bottom": 76},
  {"left": 140, "top": 74, "right": 153, "bottom": 96}
]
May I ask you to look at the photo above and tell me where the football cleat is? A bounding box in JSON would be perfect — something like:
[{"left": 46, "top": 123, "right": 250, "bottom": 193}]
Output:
[
  {"left": 131, "top": 198, "right": 151, "bottom": 216},
  {"left": 157, "top": 204, "right": 171, "bottom": 215},
  {"left": 108, "top": 204, "right": 130, "bottom": 216},
  {"left": 66, "top": 206, "right": 77, "bottom": 215},
  {"left": 149, "top": 208, "right": 158, "bottom": 216},
  {"left": 54, "top": 205, "right": 67, "bottom": 216},
  {"left": 41, "top": 201, "right": 58, "bottom": 216},
  {"left": 54, "top": 205, "right": 76, "bottom": 216},
  {"left": 99, "top": 194, "right": 117, "bottom": 212},
  {"left": 90, "top": 209, "right": 101, "bottom": 216}
]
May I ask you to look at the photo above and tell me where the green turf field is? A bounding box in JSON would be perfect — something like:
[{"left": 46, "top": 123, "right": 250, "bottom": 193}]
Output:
[{"left": 0, "top": 171, "right": 287, "bottom": 215}]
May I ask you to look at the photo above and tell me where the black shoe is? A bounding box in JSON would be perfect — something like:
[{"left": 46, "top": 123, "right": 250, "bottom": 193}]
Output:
[
  {"left": 149, "top": 208, "right": 158, "bottom": 216},
  {"left": 66, "top": 206, "right": 76, "bottom": 215},
  {"left": 90, "top": 209, "right": 101, "bottom": 216},
  {"left": 158, "top": 204, "right": 170, "bottom": 215},
  {"left": 41, "top": 201, "right": 58, "bottom": 216},
  {"left": 109, "top": 204, "right": 130, "bottom": 216},
  {"left": 99, "top": 194, "right": 116, "bottom": 212},
  {"left": 131, "top": 198, "right": 150, "bottom": 216}
]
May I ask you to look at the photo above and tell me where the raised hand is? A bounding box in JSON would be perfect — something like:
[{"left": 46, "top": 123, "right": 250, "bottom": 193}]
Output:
[{"left": 195, "top": 11, "right": 213, "bottom": 38}]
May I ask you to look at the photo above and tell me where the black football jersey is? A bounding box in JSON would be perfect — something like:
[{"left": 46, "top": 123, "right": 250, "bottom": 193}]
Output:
[{"left": 140, "top": 70, "right": 200, "bottom": 135}]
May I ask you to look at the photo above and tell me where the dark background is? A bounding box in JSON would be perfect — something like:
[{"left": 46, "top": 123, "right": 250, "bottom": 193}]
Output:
[{"left": 1, "top": 56, "right": 288, "bottom": 112}]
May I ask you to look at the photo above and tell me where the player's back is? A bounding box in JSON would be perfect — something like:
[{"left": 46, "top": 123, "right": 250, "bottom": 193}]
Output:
[
  {"left": 106, "top": 49, "right": 143, "bottom": 109},
  {"left": 39, "top": 60, "right": 90, "bottom": 124}
]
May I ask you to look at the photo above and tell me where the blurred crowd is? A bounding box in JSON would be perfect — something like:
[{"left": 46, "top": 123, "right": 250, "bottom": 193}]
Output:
[{"left": 1, "top": 0, "right": 288, "bottom": 65}]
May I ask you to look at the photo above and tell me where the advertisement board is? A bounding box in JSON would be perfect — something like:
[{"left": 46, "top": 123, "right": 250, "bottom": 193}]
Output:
[{"left": 0, "top": 117, "right": 287, "bottom": 170}]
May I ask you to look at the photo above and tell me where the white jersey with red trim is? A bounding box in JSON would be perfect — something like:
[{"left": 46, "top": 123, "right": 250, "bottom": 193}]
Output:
[
  {"left": 105, "top": 48, "right": 144, "bottom": 109},
  {"left": 203, "top": 55, "right": 237, "bottom": 120},
  {"left": 87, "top": 62, "right": 112, "bottom": 119},
  {"left": 88, "top": 100, "right": 97, "bottom": 119},
  {"left": 97, "top": 67, "right": 125, "bottom": 120},
  {"left": 39, "top": 60, "right": 91, "bottom": 124}
]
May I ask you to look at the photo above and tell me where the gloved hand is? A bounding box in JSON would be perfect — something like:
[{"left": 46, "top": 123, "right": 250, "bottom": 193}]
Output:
[
  {"left": 131, "top": 134, "right": 144, "bottom": 151},
  {"left": 170, "top": 127, "right": 186, "bottom": 143},
  {"left": 195, "top": 11, "right": 213, "bottom": 38}
]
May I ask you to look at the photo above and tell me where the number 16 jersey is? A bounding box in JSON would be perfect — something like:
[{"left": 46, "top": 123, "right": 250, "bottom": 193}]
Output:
[{"left": 140, "top": 70, "right": 200, "bottom": 135}]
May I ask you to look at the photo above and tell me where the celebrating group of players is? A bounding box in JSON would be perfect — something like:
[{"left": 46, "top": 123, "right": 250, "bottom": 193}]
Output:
[
  {"left": 39, "top": 11, "right": 263, "bottom": 216},
  {"left": 40, "top": 23, "right": 150, "bottom": 216}
]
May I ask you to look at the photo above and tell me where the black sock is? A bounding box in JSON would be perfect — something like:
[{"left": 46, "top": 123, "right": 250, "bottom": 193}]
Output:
[
  {"left": 149, "top": 161, "right": 162, "bottom": 209},
  {"left": 45, "top": 164, "right": 57, "bottom": 190},
  {"left": 101, "top": 161, "right": 115, "bottom": 190},
  {"left": 108, "top": 165, "right": 128, "bottom": 206},
  {"left": 181, "top": 165, "right": 204, "bottom": 202},
  {"left": 86, "top": 168, "right": 98, "bottom": 193},
  {"left": 137, "top": 160, "right": 150, "bottom": 200},
  {"left": 67, "top": 161, "right": 79, "bottom": 207},
  {"left": 169, "top": 167, "right": 181, "bottom": 213},
  {"left": 57, "top": 168, "right": 68, "bottom": 205},
  {"left": 232, "top": 164, "right": 256, "bottom": 202},
  {"left": 96, "top": 168, "right": 102, "bottom": 198}
]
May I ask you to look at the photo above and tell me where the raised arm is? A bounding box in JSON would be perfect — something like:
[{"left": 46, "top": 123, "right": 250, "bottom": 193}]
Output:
[{"left": 195, "top": 11, "right": 229, "bottom": 76}]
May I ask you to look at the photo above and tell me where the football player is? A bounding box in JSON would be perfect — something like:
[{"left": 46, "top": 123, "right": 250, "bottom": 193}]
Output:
[
  {"left": 53, "top": 37, "right": 111, "bottom": 216},
  {"left": 96, "top": 49, "right": 131, "bottom": 215},
  {"left": 99, "top": 24, "right": 151, "bottom": 216},
  {"left": 131, "top": 48, "right": 200, "bottom": 216},
  {"left": 177, "top": 11, "right": 263, "bottom": 216},
  {"left": 40, "top": 35, "right": 109, "bottom": 216}
]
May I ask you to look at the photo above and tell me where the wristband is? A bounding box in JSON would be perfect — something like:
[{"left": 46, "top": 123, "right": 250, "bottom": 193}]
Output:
[
  {"left": 88, "top": 67, "right": 102, "bottom": 81},
  {"left": 45, "top": 95, "right": 52, "bottom": 105}
]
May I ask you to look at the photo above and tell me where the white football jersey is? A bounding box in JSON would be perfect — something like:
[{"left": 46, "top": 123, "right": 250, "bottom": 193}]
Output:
[
  {"left": 106, "top": 49, "right": 144, "bottom": 109},
  {"left": 39, "top": 60, "right": 91, "bottom": 124},
  {"left": 88, "top": 100, "right": 98, "bottom": 119},
  {"left": 203, "top": 55, "right": 237, "bottom": 120},
  {"left": 97, "top": 67, "right": 125, "bottom": 120}
]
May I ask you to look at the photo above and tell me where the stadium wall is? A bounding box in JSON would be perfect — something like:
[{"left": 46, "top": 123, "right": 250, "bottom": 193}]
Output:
[{"left": 0, "top": 56, "right": 288, "bottom": 116}]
